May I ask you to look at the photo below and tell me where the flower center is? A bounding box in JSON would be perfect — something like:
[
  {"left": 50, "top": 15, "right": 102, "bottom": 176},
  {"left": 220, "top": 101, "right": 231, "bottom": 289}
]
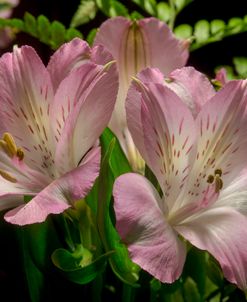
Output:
[
  {"left": 168, "top": 168, "right": 224, "bottom": 225},
  {"left": 207, "top": 168, "right": 223, "bottom": 193}
]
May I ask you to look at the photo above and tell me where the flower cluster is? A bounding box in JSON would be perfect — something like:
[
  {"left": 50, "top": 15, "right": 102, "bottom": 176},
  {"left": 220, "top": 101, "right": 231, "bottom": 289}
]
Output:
[{"left": 1, "top": 16, "right": 247, "bottom": 292}]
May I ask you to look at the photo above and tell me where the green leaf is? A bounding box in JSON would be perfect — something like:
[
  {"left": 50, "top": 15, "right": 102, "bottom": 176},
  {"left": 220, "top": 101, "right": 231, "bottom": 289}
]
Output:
[
  {"left": 183, "top": 277, "right": 201, "bottom": 302},
  {"left": 109, "top": 0, "right": 129, "bottom": 17},
  {"left": 0, "top": 3, "right": 11, "bottom": 11},
  {"left": 50, "top": 21, "right": 66, "bottom": 48},
  {"left": 132, "top": 0, "right": 157, "bottom": 16},
  {"left": 37, "top": 15, "right": 51, "bottom": 44},
  {"left": 184, "top": 247, "right": 206, "bottom": 299},
  {"left": 191, "top": 15, "right": 247, "bottom": 51},
  {"left": 70, "top": 0, "right": 98, "bottom": 27},
  {"left": 130, "top": 10, "right": 144, "bottom": 20},
  {"left": 52, "top": 247, "right": 112, "bottom": 284},
  {"left": 95, "top": 0, "right": 110, "bottom": 14},
  {"left": 206, "top": 255, "right": 224, "bottom": 288},
  {"left": 157, "top": 2, "right": 171, "bottom": 23},
  {"left": 233, "top": 56, "right": 247, "bottom": 77},
  {"left": 24, "top": 12, "right": 38, "bottom": 36},
  {"left": 16, "top": 219, "right": 60, "bottom": 302},
  {"left": 174, "top": 24, "right": 193, "bottom": 39},
  {"left": 96, "top": 0, "right": 128, "bottom": 17},
  {"left": 228, "top": 17, "right": 243, "bottom": 34},
  {"left": 194, "top": 20, "right": 210, "bottom": 43},
  {"left": 86, "top": 28, "right": 98, "bottom": 45},
  {"left": 173, "top": 0, "right": 193, "bottom": 11},
  {"left": 65, "top": 27, "right": 83, "bottom": 41},
  {"left": 97, "top": 128, "right": 139, "bottom": 286},
  {"left": 210, "top": 19, "right": 225, "bottom": 36},
  {"left": 0, "top": 13, "right": 82, "bottom": 50}
]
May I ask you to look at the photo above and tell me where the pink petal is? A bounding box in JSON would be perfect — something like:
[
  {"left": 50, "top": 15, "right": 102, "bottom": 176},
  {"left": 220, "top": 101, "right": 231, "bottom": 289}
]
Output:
[
  {"left": 215, "top": 68, "right": 228, "bottom": 86},
  {"left": 0, "top": 195, "right": 23, "bottom": 211},
  {"left": 165, "top": 67, "right": 216, "bottom": 117},
  {"left": 138, "top": 18, "right": 189, "bottom": 74},
  {"left": 214, "top": 168, "right": 247, "bottom": 214},
  {"left": 94, "top": 17, "right": 188, "bottom": 160},
  {"left": 137, "top": 67, "right": 165, "bottom": 84},
  {"left": 114, "top": 173, "right": 186, "bottom": 283},
  {"left": 90, "top": 44, "right": 114, "bottom": 66},
  {"left": 47, "top": 38, "right": 91, "bottom": 91},
  {"left": 53, "top": 61, "right": 118, "bottom": 175},
  {"left": 4, "top": 147, "right": 100, "bottom": 225},
  {"left": 189, "top": 80, "right": 247, "bottom": 196},
  {"left": 0, "top": 46, "right": 56, "bottom": 176},
  {"left": 127, "top": 74, "right": 197, "bottom": 211},
  {"left": 176, "top": 207, "right": 247, "bottom": 290}
]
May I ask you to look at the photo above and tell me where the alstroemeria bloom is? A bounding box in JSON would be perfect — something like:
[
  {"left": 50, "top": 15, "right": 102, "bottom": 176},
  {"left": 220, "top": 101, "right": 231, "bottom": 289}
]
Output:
[
  {"left": 94, "top": 17, "right": 189, "bottom": 171},
  {"left": 113, "top": 67, "right": 247, "bottom": 289},
  {"left": 0, "top": 38, "right": 118, "bottom": 225}
]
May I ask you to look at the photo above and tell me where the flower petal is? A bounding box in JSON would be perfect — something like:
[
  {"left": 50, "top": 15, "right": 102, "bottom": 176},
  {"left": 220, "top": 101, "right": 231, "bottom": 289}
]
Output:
[
  {"left": 165, "top": 67, "right": 216, "bottom": 117},
  {"left": 114, "top": 173, "right": 186, "bottom": 283},
  {"left": 0, "top": 46, "right": 56, "bottom": 177},
  {"left": 94, "top": 17, "right": 188, "bottom": 161},
  {"left": 53, "top": 61, "right": 118, "bottom": 174},
  {"left": 127, "top": 74, "right": 197, "bottom": 210},
  {"left": 4, "top": 147, "right": 100, "bottom": 225},
  {"left": 186, "top": 80, "right": 247, "bottom": 204},
  {"left": 176, "top": 207, "right": 247, "bottom": 290},
  {"left": 214, "top": 169, "right": 247, "bottom": 215},
  {"left": 0, "top": 195, "right": 23, "bottom": 211},
  {"left": 138, "top": 18, "right": 189, "bottom": 74},
  {"left": 47, "top": 38, "right": 91, "bottom": 91}
]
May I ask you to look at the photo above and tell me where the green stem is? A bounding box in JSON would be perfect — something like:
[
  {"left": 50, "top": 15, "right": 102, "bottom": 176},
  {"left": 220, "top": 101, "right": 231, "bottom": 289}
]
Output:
[
  {"left": 122, "top": 283, "right": 135, "bottom": 302},
  {"left": 90, "top": 274, "right": 103, "bottom": 302}
]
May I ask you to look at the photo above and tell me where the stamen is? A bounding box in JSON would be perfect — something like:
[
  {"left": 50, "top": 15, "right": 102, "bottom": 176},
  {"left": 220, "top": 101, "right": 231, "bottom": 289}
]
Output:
[
  {"left": 207, "top": 175, "right": 214, "bottom": 184},
  {"left": 215, "top": 175, "right": 223, "bottom": 193},
  {"left": 0, "top": 169, "right": 17, "bottom": 183},
  {"left": 0, "top": 140, "right": 11, "bottom": 156},
  {"left": 16, "top": 148, "right": 24, "bottom": 160},
  {"left": 214, "top": 168, "right": 222, "bottom": 177},
  {"left": 0, "top": 133, "right": 24, "bottom": 160},
  {"left": 3, "top": 133, "right": 17, "bottom": 156},
  {"left": 207, "top": 168, "right": 224, "bottom": 193}
]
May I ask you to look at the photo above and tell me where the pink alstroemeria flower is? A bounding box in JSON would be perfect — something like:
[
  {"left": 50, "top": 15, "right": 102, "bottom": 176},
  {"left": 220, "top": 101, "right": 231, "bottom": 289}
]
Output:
[
  {"left": 0, "top": 38, "right": 118, "bottom": 225},
  {"left": 94, "top": 17, "right": 189, "bottom": 171},
  {"left": 113, "top": 67, "right": 247, "bottom": 290}
]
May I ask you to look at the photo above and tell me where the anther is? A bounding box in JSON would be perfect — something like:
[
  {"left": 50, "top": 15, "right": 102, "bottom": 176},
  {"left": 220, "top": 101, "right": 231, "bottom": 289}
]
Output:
[
  {"left": 214, "top": 168, "right": 222, "bottom": 177},
  {"left": 3, "top": 133, "right": 17, "bottom": 157},
  {"left": 0, "top": 140, "right": 10, "bottom": 155},
  {"left": 16, "top": 148, "right": 24, "bottom": 160},
  {"left": 207, "top": 175, "right": 214, "bottom": 184},
  {"left": 1, "top": 133, "right": 24, "bottom": 160},
  {"left": 215, "top": 175, "right": 223, "bottom": 193},
  {"left": 0, "top": 169, "right": 17, "bottom": 183}
]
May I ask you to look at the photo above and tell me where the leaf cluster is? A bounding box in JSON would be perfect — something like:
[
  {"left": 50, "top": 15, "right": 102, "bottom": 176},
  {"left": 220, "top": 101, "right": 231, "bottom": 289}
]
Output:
[{"left": 0, "top": 12, "right": 82, "bottom": 49}]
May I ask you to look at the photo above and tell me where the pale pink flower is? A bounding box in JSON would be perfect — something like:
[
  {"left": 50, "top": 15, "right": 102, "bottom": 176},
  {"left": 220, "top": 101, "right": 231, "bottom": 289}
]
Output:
[
  {"left": 0, "top": 38, "right": 118, "bottom": 225},
  {"left": 113, "top": 67, "right": 247, "bottom": 290},
  {"left": 94, "top": 17, "right": 189, "bottom": 171}
]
